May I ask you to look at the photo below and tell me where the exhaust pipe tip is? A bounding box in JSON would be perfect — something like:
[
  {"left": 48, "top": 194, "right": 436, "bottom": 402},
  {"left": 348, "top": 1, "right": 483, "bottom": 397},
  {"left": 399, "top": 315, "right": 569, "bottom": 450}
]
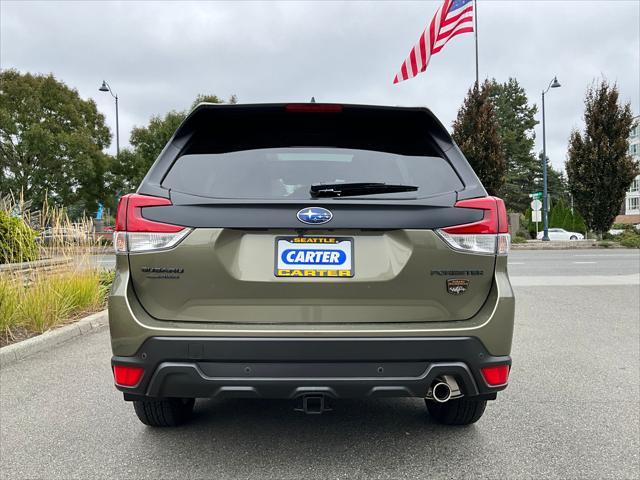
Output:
[
  {"left": 431, "top": 381, "right": 452, "bottom": 403},
  {"left": 426, "top": 375, "right": 462, "bottom": 403}
]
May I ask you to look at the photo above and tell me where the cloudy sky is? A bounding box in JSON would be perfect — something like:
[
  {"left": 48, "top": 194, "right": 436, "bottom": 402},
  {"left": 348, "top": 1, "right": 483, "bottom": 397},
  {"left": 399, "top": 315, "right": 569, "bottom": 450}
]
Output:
[{"left": 1, "top": 0, "right": 639, "bottom": 170}]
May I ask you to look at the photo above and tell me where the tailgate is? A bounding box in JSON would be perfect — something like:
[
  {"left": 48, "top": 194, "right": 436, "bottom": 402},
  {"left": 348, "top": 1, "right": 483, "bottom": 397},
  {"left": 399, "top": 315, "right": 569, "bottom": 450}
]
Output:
[{"left": 128, "top": 227, "right": 495, "bottom": 324}]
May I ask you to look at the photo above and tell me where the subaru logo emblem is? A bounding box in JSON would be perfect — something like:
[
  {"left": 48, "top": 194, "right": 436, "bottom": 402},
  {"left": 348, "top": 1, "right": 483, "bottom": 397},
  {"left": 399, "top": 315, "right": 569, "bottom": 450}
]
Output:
[{"left": 296, "top": 207, "right": 333, "bottom": 225}]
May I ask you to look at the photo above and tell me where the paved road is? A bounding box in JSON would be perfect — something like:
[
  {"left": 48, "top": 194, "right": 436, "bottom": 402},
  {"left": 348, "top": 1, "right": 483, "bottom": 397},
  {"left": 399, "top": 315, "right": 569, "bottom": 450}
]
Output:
[
  {"left": 2, "top": 252, "right": 639, "bottom": 479},
  {"left": 508, "top": 249, "right": 640, "bottom": 276}
]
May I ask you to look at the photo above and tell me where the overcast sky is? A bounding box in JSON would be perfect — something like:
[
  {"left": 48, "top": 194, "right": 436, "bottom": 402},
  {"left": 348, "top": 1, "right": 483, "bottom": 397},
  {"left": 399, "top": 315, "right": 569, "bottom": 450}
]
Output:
[{"left": 1, "top": 0, "right": 639, "bottom": 171}]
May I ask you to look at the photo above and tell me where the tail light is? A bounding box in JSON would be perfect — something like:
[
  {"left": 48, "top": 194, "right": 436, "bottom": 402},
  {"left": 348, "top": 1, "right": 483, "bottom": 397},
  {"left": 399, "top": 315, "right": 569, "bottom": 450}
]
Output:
[
  {"left": 112, "top": 365, "right": 144, "bottom": 387},
  {"left": 114, "top": 193, "right": 191, "bottom": 254},
  {"left": 285, "top": 103, "right": 343, "bottom": 113},
  {"left": 481, "top": 365, "right": 510, "bottom": 387},
  {"left": 436, "top": 196, "right": 510, "bottom": 255}
]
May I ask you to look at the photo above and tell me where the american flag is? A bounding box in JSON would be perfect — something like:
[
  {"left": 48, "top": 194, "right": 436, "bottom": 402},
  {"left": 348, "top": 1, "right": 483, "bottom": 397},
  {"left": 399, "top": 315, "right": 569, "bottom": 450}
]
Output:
[{"left": 393, "top": 0, "right": 475, "bottom": 84}]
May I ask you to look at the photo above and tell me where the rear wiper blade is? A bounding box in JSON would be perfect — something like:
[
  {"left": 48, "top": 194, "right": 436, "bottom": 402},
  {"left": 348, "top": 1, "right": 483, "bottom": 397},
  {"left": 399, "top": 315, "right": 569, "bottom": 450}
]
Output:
[{"left": 310, "top": 182, "right": 418, "bottom": 198}]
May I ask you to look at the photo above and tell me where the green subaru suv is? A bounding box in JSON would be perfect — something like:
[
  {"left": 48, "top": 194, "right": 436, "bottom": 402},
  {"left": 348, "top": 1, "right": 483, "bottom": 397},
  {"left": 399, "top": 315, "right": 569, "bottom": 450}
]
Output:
[{"left": 109, "top": 103, "right": 514, "bottom": 427}]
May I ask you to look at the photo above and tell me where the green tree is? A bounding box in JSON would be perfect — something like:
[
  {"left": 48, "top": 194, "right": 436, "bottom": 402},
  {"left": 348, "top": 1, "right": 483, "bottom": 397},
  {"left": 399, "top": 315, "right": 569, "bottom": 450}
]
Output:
[
  {"left": 0, "top": 70, "right": 111, "bottom": 212},
  {"left": 566, "top": 80, "right": 637, "bottom": 237},
  {"left": 488, "top": 78, "right": 539, "bottom": 212},
  {"left": 108, "top": 110, "right": 185, "bottom": 195},
  {"left": 452, "top": 81, "right": 506, "bottom": 195},
  {"left": 191, "top": 94, "right": 238, "bottom": 108},
  {"left": 537, "top": 152, "right": 571, "bottom": 204},
  {"left": 549, "top": 198, "right": 586, "bottom": 233},
  {"left": 108, "top": 94, "right": 236, "bottom": 196},
  {"left": 525, "top": 199, "right": 586, "bottom": 238}
]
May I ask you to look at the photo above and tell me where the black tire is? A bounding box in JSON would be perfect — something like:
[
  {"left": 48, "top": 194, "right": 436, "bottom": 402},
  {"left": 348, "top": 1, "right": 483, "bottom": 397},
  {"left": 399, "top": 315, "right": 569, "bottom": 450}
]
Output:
[
  {"left": 133, "top": 398, "right": 195, "bottom": 427},
  {"left": 570, "top": 235, "right": 577, "bottom": 240},
  {"left": 426, "top": 397, "right": 487, "bottom": 425}
]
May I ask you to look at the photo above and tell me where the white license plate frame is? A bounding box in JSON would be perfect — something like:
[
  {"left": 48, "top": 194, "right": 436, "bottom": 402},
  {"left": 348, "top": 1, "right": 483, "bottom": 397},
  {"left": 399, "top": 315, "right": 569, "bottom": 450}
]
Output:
[{"left": 274, "top": 236, "right": 354, "bottom": 278}]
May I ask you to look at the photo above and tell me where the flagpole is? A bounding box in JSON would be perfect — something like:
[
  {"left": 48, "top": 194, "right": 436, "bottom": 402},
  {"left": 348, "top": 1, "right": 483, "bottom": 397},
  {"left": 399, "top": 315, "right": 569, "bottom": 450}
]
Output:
[{"left": 474, "top": 0, "right": 479, "bottom": 87}]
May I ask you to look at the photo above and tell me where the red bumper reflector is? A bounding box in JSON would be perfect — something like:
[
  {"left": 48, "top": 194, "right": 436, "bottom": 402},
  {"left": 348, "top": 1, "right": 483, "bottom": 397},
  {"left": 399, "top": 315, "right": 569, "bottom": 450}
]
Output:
[
  {"left": 481, "top": 365, "right": 510, "bottom": 386},
  {"left": 113, "top": 365, "right": 144, "bottom": 387}
]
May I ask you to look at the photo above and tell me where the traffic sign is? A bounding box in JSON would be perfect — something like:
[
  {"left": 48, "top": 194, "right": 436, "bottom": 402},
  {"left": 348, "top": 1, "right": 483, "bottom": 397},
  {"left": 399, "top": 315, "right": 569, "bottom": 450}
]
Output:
[
  {"left": 531, "top": 199, "right": 542, "bottom": 211},
  {"left": 532, "top": 210, "right": 542, "bottom": 222},
  {"left": 529, "top": 192, "right": 543, "bottom": 199}
]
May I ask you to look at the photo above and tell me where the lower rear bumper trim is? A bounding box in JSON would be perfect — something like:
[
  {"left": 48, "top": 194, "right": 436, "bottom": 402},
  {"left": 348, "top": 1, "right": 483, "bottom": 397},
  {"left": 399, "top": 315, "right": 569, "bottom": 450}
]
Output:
[{"left": 112, "top": 336, "right": 510, "bottom": 400}]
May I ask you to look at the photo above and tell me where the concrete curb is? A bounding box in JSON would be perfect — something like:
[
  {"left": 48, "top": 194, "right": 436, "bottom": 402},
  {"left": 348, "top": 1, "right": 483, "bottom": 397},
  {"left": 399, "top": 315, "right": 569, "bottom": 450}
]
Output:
[
  {"left": 0, "top": 257, "right": 73, "bottom": 273},
  {"left": 512, "top": 241, "right": 626, "bottom": 250},
  {"left": 0, "top": 310, "right": 108, "bottom": 368}
]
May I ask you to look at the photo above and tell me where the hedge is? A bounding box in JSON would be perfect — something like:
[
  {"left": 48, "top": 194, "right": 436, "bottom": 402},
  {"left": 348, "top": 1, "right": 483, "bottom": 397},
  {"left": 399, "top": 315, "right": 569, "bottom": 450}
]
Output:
[{"left": 0, "top": 209, "right": 39, "bottom": 264}]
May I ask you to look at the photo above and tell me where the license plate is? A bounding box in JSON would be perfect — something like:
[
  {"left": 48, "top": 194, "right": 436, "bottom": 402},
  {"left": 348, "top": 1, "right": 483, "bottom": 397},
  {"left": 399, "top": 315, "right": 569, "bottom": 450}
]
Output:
[{"left": 275, "top": 237, "right": 354, "bottom": 277}]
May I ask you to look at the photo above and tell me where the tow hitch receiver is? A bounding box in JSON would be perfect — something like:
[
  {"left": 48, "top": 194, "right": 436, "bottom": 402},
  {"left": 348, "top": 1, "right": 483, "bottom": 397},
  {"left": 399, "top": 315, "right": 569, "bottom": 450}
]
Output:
[{"left": 295, "top": 395, "right": 332, "bottom": 415}]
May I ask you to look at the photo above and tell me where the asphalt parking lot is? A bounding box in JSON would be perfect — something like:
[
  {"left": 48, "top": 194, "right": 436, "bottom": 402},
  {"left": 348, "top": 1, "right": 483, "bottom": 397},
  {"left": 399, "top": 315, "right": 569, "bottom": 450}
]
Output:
[{"left": 1, "top": 250, "right": 639, "bottom": 479}]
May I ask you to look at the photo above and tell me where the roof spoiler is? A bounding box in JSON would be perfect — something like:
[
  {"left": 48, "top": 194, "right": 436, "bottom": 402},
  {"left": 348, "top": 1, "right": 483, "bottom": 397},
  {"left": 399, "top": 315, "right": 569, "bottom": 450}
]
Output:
[{"left": 137, "top": 103, "right": 486, "bottom": 201}]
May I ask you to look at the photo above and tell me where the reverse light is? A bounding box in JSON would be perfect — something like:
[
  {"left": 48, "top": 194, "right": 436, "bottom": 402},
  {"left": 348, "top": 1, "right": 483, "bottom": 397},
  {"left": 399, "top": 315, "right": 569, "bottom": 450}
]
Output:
[
  {"left": 436, "top": 196, "right": 510, "bottom": 255},
  {"left": 114, "top": 194, "right": 191, "bottom": 254},
  {"left": 481, "top": 365, "right": 510, "bottom": 387},
  {"left": 112, "top": 365, "right": 144, "bottom": 387}
]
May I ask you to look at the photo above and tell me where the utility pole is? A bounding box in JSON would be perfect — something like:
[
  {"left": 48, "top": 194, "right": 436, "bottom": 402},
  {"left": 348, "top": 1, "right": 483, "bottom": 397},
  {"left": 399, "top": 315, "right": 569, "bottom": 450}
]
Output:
[
  {"left": 99, "top": 80, "right": 120, "bottom": 158},
  {"left": 541, "top": 76, "right": 561, "bottom": 241}
]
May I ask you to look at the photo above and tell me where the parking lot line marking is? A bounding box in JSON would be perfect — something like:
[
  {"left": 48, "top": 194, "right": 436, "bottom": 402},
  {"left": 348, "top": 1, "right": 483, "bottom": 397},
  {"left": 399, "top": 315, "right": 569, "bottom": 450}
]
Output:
[
  {"left": 508, "top": 262, "right": 524, "bottom": 265},
  {"left": 573, "top": 254, "right": 640, "bottom": 257},
  {"left": 511, "top": 274, "right": 639, "bottom": 286},
  {"left": 573, "top": 261, "right": 597, "bottom": 264}
]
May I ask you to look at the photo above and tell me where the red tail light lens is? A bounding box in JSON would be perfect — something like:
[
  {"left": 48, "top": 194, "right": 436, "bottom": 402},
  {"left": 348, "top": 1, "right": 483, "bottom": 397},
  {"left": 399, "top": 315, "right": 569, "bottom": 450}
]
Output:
[
  {"left": 115, "top": 195, "right": 129, "bottom": 231},
  {"left": 115, "top": 193, "right": 183, "bottom": 233},
  {"left": 481, "top": 365, "right": 510, "bottom": 386},
  {"left": 112, "top": 365, "right": 144, "bottom": 387},
  {"left": 442, "top": 196, "right": 508, "bottom": 235},
  {"left": 437, "top": 196, "right": 510, "bottom": 255},
  {"left": 114, "top": 194, "right": 190, "bottom": 254},
  {"left": 285, "top": 103, "right": 343, "bottom": 113},
  {"left": 496, "top": 198, "right": 508, "bottom": 234}
]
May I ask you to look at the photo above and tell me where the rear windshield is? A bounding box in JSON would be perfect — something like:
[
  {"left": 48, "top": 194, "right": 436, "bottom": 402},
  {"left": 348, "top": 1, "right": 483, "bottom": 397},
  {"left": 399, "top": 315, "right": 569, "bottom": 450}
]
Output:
[{"left": 161, "top": 148, "right": 463, "bottom": 200}]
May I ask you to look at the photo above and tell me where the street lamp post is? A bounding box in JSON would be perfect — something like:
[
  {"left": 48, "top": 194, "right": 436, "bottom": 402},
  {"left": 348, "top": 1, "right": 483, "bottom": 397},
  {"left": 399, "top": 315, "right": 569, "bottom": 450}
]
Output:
[
  {"left": 99, "top": 80, "right": 119, "bottom": 158},
  {"left": 541, "top": 76, "right": 561, "bottom": 241}
]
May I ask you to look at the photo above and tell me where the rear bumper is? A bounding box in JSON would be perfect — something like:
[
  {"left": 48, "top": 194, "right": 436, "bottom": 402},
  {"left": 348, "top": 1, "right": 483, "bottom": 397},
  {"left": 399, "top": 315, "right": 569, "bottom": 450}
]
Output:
[{"left": 112, "top": 336, "right": 511, "bottom": 400}]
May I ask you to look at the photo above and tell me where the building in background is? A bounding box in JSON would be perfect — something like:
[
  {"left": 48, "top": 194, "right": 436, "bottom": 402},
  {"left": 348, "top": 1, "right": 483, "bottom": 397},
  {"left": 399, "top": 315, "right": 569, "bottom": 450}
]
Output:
[
  {"left": 615, "top": 115, "right": 640, "bottom": 226},
  {"left": 624, "top": 115, "right": 640, "bottom": 214}
]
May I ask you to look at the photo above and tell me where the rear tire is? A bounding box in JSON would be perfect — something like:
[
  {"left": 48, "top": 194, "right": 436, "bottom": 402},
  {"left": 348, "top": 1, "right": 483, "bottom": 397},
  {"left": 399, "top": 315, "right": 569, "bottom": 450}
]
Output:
[
  {"left": 133, "top": 398, "right": 195, "bottom": 427},
  {"left": 426, "top": 397, "right": 487, "bottom": 425}
]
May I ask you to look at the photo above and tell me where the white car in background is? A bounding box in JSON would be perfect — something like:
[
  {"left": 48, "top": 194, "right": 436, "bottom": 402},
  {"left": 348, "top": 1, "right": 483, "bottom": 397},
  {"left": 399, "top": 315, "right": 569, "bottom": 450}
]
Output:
[{"left": 537, "top": 228, "right": 584, "bottom": 241}]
